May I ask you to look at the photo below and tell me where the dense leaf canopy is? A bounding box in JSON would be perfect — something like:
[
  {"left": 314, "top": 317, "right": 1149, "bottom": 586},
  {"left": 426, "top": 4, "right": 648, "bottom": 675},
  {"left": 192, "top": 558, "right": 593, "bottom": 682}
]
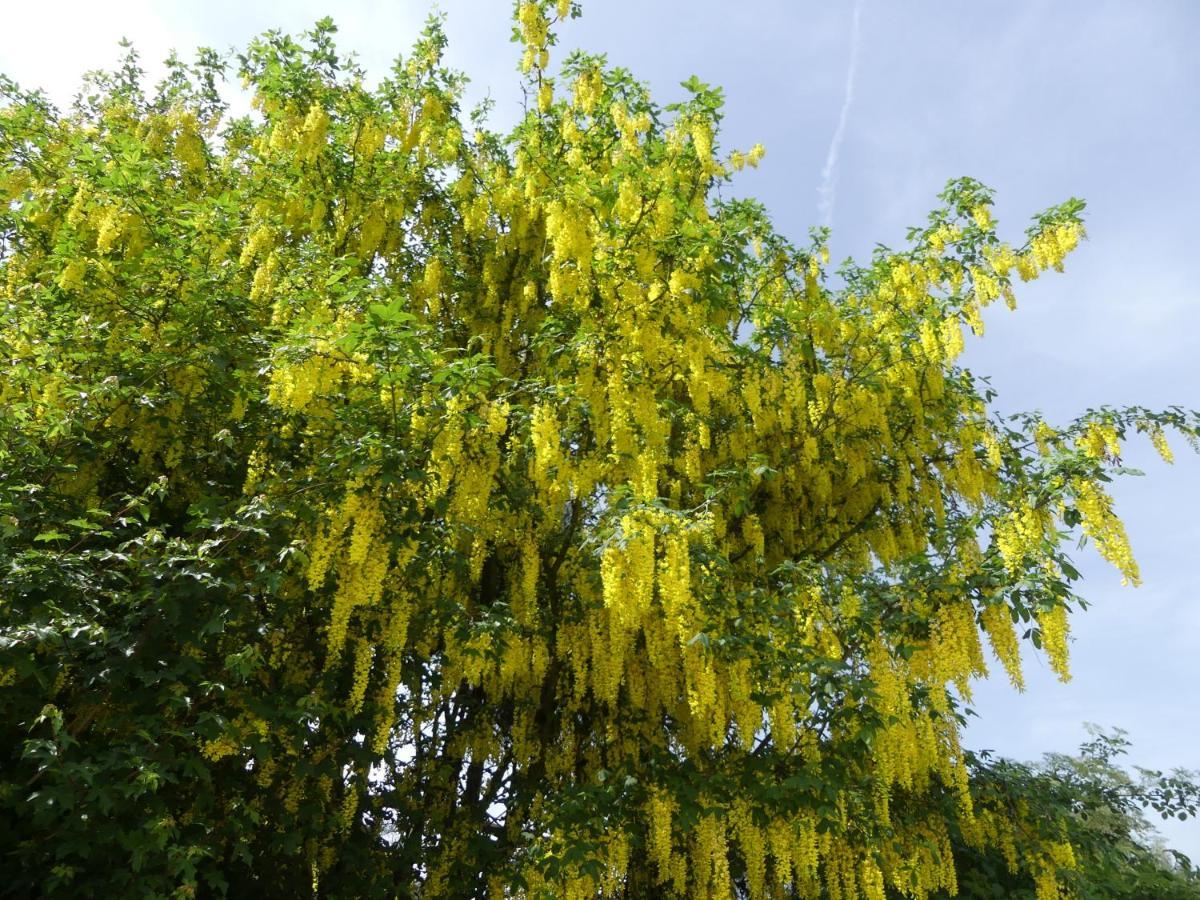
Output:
[{"left": 1, "top": 3, "right": 1197, "bottom": 897}]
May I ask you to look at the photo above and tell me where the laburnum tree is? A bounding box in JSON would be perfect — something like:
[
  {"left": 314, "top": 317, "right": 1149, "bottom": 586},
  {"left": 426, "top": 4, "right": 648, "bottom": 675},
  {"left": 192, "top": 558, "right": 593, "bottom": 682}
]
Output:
[{"left": 1, "top": 3, "right": 1197, "bottom": 897}]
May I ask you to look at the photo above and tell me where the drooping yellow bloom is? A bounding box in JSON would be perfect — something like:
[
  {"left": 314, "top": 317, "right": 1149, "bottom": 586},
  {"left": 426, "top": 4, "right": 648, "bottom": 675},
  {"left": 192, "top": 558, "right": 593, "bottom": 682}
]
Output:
[{"left": 1038, "top": 604, "right": 1072, "bottom": 682}]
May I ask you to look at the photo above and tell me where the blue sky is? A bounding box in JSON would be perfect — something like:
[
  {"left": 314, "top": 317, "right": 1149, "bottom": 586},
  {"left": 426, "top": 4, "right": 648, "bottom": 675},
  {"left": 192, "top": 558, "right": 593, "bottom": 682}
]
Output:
[{"left": 4, "top": 0, "right": 1197, "bottom": 858}]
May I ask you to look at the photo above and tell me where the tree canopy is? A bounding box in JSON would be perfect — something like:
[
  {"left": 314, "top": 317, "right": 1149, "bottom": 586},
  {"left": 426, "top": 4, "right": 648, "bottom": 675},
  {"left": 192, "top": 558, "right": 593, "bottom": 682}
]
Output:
[
  {"left": 1, "top": 3, "right": 1197, "bottom": 897},
  {"left": 950, "top": 729, "right": 1199, "bottom": 899}
]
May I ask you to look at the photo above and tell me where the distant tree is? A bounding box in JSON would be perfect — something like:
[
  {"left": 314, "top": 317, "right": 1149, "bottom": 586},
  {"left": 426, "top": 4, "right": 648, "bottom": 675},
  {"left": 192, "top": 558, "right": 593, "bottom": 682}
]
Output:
[
  {"left": 1, "top": 2, "right": 1197, "bottom": 896},
  {"left": 948, "top": 729, "right": 1199, "bottom": 899}
]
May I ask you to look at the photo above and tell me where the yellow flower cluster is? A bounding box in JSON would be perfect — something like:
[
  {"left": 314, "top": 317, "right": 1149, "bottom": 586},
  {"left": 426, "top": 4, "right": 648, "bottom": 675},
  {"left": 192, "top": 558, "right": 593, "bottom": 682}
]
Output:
[
  {"left": 981, "top": 601, "right": 1025, "bottom": 690},
  {"left": 994, "top": 502, "right": 1047, "bottom": 572},
  {"left": 307, "top": 489, "right": 391, "bottom": 664},
  {"left": 172, "top": 110, "right": 207, "bottom": 175},
  {"left": 56, "top": 259, "right": 87, "bottom": 293},
  {"left": 1147, "top": 423, "right": 1175, "bottom": 464},
  {"left": 645, "top": 788, "right": 676, "bottom": 885},
  {"left": 200, "top": 735, "right": 240, "bottom": 762},
  {"left": 1029, "top": 221, "right": 1083, "bottom": 273},
  {"left": 517, "top": 3, "right": 551, "bottom": 72},
  {"left": 93, "top": 207, "right": 125, "bottom": 255},
  {"left": 1080, "top": 421, "right": 1121, "bottom": 459},
  {"left": 932, "top": 601, "right": 988, "bottom": 698},
  {"left": 1037, "top": 604, "right": 1072, "bottom": 683},
  {"left": 1072, "top": 477, "right": 1140, "bottom": 585},
  {"left": 1034, "top": 420, "right": 1059, "bottom": 455},
  {"left": 347, "top": 639, "right": 374, "bottom": 713}
]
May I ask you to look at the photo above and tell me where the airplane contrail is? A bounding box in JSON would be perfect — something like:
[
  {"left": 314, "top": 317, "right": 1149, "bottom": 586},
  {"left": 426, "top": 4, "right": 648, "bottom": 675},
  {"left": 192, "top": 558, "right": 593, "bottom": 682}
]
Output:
[{"left": 817, "top": 0, "right": 864, "bottom": 230}]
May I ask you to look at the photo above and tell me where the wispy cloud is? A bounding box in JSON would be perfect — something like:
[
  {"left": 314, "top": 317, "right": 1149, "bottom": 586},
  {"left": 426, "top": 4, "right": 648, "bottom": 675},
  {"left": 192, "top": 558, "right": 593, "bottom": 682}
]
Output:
[{"left": 817, "top": 0, "right": 864, "bottom": 230}]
